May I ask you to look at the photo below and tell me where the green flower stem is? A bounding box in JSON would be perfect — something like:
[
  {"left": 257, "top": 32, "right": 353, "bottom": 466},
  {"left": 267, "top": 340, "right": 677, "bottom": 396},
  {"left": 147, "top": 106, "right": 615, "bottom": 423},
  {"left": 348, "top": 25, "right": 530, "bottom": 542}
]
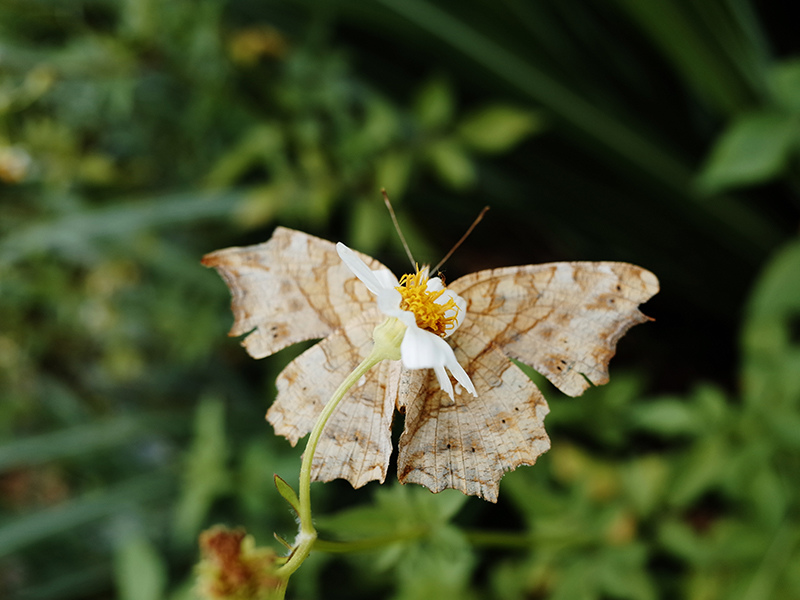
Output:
[
  {"left": 273, "top": 351, "right": 381, "bottom": 579},
  {"left": 298, "top": 352, "right": 384, "bottom": 529},
  {"left": 275, "top": 317, "right": 405, "bottom": 581}
]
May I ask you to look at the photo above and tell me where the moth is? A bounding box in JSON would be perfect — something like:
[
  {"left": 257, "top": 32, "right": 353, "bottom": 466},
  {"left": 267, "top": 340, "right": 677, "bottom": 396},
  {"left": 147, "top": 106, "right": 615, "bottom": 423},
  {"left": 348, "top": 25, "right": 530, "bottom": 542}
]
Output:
[{"left": 203, "top": 227, "right": 659, "bottom": 502}]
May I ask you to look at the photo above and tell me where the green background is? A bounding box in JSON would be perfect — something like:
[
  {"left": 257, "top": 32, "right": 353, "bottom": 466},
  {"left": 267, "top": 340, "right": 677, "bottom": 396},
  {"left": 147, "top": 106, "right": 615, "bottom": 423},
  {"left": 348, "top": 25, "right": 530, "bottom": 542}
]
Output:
[{"left": 1, "top": 1, "right": 799, "bottom": 598}]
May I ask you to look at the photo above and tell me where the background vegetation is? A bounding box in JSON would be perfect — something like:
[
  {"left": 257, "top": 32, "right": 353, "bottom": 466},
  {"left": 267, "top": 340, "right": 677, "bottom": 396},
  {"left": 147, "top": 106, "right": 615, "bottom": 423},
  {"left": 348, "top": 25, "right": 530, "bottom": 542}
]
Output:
[{"left": 1, "top": 0, "right": 798, "bottom": 598}]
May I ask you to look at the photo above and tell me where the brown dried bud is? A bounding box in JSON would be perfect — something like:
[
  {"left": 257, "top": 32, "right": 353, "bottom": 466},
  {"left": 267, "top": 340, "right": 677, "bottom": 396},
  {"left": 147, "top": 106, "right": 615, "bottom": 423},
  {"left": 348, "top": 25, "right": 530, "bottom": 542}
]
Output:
[{"left": 196, "top": 526, "right": 283, "bottom": 599}]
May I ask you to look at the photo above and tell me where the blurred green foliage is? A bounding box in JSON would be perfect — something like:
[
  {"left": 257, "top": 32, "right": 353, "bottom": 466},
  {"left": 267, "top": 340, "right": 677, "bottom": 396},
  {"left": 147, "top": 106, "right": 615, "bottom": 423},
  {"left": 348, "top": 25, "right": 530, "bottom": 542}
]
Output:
[{"left": 1, "top": 0, "right": 799, "bottom": 599}]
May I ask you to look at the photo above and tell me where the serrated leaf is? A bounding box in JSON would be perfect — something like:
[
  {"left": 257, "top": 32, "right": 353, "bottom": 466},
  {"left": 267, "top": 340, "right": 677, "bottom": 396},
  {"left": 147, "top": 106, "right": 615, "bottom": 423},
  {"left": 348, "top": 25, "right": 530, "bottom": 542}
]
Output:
[
  {"left": 458, "top": 105, "right": 544, "bottom": 153},
  {"left": 696, "top": 112, "right": 798, "bottom": 192},
  {"left": 274, "top": 474, "right": 300, "bottom": 516}
]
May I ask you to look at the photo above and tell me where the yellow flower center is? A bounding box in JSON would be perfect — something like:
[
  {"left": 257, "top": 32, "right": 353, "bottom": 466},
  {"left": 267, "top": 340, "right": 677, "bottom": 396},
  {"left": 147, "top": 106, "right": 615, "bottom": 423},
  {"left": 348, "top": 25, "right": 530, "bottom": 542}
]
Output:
[{"left": 396, "top": 267, "right": 459, "bottom": 337}]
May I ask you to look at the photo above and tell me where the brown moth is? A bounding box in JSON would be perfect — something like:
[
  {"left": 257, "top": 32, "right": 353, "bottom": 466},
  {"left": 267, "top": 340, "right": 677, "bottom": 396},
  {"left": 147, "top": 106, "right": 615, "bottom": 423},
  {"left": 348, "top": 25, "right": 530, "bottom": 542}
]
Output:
[{"left": 202, "top": 227, "right": 659, "bottom": 502}]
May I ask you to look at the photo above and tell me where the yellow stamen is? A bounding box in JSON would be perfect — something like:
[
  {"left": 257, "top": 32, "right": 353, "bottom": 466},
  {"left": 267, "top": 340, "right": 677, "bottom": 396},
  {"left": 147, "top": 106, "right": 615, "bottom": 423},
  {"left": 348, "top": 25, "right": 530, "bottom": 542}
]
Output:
[{"left": 396, "top": 266, "right": 459, "bottom": 337}]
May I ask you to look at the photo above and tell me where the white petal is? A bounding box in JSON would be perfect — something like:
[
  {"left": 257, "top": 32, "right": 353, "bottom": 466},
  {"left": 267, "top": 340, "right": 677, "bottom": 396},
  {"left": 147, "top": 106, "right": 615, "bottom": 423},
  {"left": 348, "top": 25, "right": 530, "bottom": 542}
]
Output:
[
  {"left": 376, "top": 286, "right": 403, "bottom": 314},
  {"left": 433, "top": 365, "right": 454, "bottom": 401},
  {"left": 426, "top": 276, "right": 444, "bottom": 292},
  {"left": 400, "top": 326, "right": 449, "bottom": 369},
  {"left": 336, "top": 242, "right": 385, "bottom": 295},
  {"left": 444, "top": 353, "right": 477, "bottom": 396},
  {"left": 400, "top": 325, "right": 477, "bottom": 398},
  {"left": 374, "top": 268, "right": 400, "bottom": 289}
]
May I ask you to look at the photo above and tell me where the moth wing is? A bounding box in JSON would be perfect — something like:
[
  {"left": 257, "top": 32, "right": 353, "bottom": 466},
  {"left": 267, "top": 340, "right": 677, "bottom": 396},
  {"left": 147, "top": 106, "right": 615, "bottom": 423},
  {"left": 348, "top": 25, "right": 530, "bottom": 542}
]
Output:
[
  {"left": 396, "top": 324, "right": 550, "bottom": 502},
  {"left": 202, "top": 227, "right": 389, "bottom": 358},
  {"left": 449, "top": 262, "right": 659, "bottom": 397},
  {"left": 267, "top": 310, "right": 399, "bottom": 488}
]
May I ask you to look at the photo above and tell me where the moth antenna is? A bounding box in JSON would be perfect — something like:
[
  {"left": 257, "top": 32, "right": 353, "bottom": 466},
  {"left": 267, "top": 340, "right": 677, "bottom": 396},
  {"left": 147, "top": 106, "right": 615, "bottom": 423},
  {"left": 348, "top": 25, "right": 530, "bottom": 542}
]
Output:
[
  {"left": 382, "top": 188, "right": 416, "bottom": 268},
  {"left": 432, "top": 206, "right": 490, "bottom": 273}
]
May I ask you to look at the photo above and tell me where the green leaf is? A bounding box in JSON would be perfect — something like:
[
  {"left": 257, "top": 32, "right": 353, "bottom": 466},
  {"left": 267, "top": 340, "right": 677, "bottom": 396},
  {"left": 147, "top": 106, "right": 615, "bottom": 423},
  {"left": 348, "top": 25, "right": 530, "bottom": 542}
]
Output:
[
  {"left": 457, "top": 105, "right": 544, "bottom": 153},
  {"left": 764, "top": 409, "right": 800, "bottom": 449},
  {"left": 273, "top": 532, "right": 292, "bottom": 550},
  {"left": 657, "top": 518, "right": 708, "bottom": 565},
  {"left": 597, "top": 545, "right": 657, "bottom": 600},
  {"left": 317, "top": 485, "right": 473, "bottom": 597},
  {"left": 667, "top": 437, "right": 727, "bottom": 507},
  {"left": 747, "top": 464, "right": 788, "bottom": 529},
  {"left": 741, "top": 239, "right": 800, "bottom": 407},
  {"left": 742, "top": 238, "right": 800, "bottom": 330},
  {"left": 274, "top": 474, "right": 300, "bottom": 516},
  {"left": 696, "top": 112, "right": 798, "bottom": 192},
  {"left": 628, "top": 397, "right": 701, "bottom": 437},
  {"left": 349, "top": 196, "right": 391, "bottom": 254},
  {"left": 114, "top": 534, "right": 167, "bottom": 600},
  {"left": 621, "top": 455, "right": 670, "bottom": 517},
  {"left": 318, "top": 485, "right": 467, "bottom": 543},
  {"left": 426, "top": 138, "right": 476, "bottom": 189},
  {"left": 358, "top": 96, "right": 400, "bottom": 149},
  {"left": 550, "top": 558, "right": 595, "bottom": 600},
  {"left": 374, "top": 150, "right": 413, "bottom": 199},
  {"left": 393, "top": 524, "right": 476, "bottom": 600},
  {"left": 769, "top": 58, "right": 800, "bottom": 113},
  {"left": 414, "top": 78, "right": 455, "bottom": 130},
  {"left": 205, "top": 123, "right": 285, "bottom": 189}
]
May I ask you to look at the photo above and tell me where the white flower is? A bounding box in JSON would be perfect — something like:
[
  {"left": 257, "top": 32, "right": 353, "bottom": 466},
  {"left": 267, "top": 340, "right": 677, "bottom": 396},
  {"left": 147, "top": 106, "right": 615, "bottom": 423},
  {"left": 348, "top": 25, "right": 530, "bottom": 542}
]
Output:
[{"left": 336, "top": 242, "right": 477, "bottom": 400}]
